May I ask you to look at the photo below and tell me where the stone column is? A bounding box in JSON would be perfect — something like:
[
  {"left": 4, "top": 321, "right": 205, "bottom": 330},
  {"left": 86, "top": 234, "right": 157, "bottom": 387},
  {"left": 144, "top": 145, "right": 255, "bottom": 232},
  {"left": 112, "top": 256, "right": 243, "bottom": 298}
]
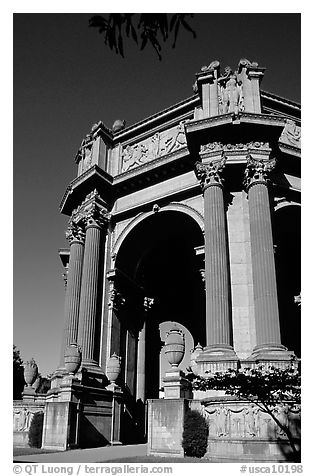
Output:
[
  {"left": 136, "top": 297, "right": 154, "bottom": 403},
  {"left": 195, "top": 157, "right": 237, "bottom": 366},
  {"left": 136, "top": 321, "right": 146, "bottom": 403},
  {"left": 77, "top": 201, "right": 108, "bottom": 369},
  {"left": 244, "top": 155, "right": 292, "bottom": 360},
  {"left": 59, "top": 220, "right": 85, "bottom": 368}
]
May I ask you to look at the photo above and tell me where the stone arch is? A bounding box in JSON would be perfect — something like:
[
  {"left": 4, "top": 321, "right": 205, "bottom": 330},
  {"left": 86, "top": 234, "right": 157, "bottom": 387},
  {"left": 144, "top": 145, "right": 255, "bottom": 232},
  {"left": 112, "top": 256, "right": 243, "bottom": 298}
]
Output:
[
  {"left": 274, "top": 199, "right": 301, "bottom": 212},
  {"left": 112, "top": 202, "right": 204, "bottom": 257},
  {"left": 273, "top": 203, "right": 301, "bottom": 356}
]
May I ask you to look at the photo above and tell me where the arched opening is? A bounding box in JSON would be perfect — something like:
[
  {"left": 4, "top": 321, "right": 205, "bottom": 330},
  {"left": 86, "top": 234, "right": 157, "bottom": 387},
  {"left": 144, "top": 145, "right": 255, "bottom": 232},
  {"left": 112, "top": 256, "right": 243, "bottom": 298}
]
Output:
[
  {"left": 114, "top": 210, "right": 205, "bottom": 402},
  {"left": 273, "top": 205, "right": 301, "bottom": 357}
]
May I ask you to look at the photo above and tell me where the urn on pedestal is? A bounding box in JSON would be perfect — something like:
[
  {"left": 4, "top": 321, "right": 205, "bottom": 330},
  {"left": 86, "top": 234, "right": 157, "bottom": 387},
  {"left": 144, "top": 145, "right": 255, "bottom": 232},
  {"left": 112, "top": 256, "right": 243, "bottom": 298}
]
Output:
[
  {"left": 23, "top": 358, "right": 38, "bottom": 387},
  {"left": 106, "top": 353, "right": 122, "bottom": 385},
  {"left": 64, "top": 343, "right": 82, "bottom": 375},
  {"left": 164, "top": 325, "right": 185, "bottom": 368}
]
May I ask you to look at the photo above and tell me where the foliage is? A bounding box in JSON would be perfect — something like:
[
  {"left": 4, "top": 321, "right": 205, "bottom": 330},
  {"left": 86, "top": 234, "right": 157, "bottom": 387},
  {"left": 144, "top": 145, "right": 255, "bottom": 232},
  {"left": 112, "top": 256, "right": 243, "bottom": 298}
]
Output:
[
  {"left": 36, "top": 376, "right": 51, "bottom": 394},
  {"left": 182, "top": 409, "right": 209, "bottom": 458},
  {"left": 191, "top": 365, "right": 300, "bottom": 405},
  {"left": 89, "top": 14, "right": 196, "bottom": 60},
  {"left": 28, "top": 412, "right": 44, "bottom": 448},
  {"left": 190, "top": 364, "right": 301, "bottom": 460},
  {"left": 13, "top": 345, "right": 24, "bottom": 400}
]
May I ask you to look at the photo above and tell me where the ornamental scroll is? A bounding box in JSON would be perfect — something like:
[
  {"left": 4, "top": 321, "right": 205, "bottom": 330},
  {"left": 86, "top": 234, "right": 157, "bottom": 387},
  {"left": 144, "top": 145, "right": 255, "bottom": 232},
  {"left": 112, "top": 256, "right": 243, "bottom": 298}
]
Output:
[{"left": 121, "top": 122, "right": 187, "bottom": 172}]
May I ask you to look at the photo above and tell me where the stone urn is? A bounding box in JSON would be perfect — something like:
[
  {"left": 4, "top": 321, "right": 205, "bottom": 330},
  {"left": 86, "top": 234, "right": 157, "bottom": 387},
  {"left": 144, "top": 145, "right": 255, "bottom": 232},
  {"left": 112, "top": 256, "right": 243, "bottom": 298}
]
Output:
[
  {"left": 106, "top": 353, "right": 121, "bottom": 384},
  {"left": 164, "top": 325, "right": 185, "bottom": 368},
  {"left": 24, "top": 358, "right": 38, "bottom": 387},
  {"left": 64, "top": 343, "right": 82, "bottom": 375}
]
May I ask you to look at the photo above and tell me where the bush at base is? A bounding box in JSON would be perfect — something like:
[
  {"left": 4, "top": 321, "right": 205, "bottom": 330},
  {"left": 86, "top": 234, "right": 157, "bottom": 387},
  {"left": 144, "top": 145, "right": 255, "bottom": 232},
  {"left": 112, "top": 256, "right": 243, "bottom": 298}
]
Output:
[
  {"left": 28, "top": 412, "right": 44, "bottom": 448},
  {"left": 182, "top": 409, "right": 209, "bottom": 458}
]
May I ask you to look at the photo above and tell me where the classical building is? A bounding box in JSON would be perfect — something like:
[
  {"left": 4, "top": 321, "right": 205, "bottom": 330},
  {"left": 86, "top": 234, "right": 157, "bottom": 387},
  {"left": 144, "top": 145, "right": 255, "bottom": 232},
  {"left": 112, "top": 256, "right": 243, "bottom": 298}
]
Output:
[{"left": 14, "top": 58, "right": 301, "bottom": 460}]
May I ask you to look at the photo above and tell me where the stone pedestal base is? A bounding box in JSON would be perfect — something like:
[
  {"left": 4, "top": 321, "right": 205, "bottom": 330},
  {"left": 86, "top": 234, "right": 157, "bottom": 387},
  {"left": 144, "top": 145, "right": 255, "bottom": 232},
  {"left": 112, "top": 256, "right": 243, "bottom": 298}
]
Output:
[
  {"left": 163, "top": 369, "right": 192, "bottom": 399},
  {"left": 22, "top": 387, "right": 37, "bottom": 402},
  {"left": 147, "top": 398, "right": 189, "bottom": 457},
  {"left": 41, "top": 373, "right": 116, "bottom": 451},
  {"left": 196, "top": 345, "right": 239, "bottom": 374}
]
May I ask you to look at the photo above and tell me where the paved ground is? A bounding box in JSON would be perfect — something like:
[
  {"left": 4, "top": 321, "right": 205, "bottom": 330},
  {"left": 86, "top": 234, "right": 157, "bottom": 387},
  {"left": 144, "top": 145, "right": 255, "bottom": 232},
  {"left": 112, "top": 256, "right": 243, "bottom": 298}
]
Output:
[{"left": 14, "top": 444, "right": 148, "bottom": 463}]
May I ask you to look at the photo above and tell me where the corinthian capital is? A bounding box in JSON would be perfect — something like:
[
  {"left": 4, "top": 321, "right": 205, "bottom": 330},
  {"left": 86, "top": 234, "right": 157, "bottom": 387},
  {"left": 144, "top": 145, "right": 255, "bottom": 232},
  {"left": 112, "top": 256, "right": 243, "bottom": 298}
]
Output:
[
  {"left": 65, "top": 220, "right": 85, "bottom": 244},
  {"left": 243, "top": 155, "right": 276, "bottom": 190},
  {"left": 83, "top": 202, "right": 110, "bottom": 229},
  {"left": 195, "top": 155, "right": 226, "bottom": 190}
]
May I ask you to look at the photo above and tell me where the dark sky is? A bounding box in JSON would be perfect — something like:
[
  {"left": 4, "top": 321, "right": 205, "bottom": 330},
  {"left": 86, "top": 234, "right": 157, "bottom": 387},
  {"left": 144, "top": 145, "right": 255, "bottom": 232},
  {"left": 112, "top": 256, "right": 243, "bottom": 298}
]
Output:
[{"left": 13, "top": 13, "right": 300, "bottom": 375}]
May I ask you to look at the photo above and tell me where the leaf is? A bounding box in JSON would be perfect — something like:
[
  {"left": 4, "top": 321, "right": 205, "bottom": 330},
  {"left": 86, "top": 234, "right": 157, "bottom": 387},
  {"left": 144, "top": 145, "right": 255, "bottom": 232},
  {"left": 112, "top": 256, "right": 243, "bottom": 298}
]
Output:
[
  {"left": 118, "top": 34, "right": 124, "bottom": 57},
  {"left": 131, "top": 25, "right": 138, "bottom": 44}
]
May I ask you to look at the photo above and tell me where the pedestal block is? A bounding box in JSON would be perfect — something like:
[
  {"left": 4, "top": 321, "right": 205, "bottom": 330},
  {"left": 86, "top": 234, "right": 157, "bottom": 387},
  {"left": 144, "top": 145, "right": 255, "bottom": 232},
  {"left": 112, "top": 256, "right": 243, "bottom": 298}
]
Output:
[
  {"left": 42, "top": 375, "right": 116, "bottom": 450},
  {"left": 147, "top": 399, "right": 189, "bottom": 457},
  {"left": 163, "top": 369, "right": 192, "bottom": 399}
]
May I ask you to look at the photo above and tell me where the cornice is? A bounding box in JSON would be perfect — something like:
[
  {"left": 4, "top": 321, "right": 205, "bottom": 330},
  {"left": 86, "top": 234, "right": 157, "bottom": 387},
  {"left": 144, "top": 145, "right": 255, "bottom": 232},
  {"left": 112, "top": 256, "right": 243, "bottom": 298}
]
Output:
[
  {"left": 278, "top": 142, "right": 301, "bottom": 158},
  {"left": 59, "top": 165, "right": 113, "bottom": 216},
  {"left": 112, "top": 95, "right": 199, "bottom": 142},
  {"left": 260, "top": 90, "right": 301, "bottom": 111},
  {"left": 185, "top": 112, "right": 287, "bottom": 140}
]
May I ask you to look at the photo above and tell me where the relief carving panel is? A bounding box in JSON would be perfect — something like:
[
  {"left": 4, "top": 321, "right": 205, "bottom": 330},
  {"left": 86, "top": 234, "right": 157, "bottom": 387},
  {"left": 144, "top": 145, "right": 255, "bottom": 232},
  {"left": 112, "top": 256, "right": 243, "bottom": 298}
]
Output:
[
  {"left": 121, "top": 122, "right": 187, "bottom": 173},
  {"left": 200, "top": 402, "right": 300, "bottom": 440},
  {"left": 279, "top": 119, "right": 301, "bottom": 148}
]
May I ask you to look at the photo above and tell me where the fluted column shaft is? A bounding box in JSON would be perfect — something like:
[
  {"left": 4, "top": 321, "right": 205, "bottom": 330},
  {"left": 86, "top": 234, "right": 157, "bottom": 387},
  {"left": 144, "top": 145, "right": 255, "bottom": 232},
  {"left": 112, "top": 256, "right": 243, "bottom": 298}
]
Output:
[
  {"left": 196, "top": 158, "right": 233, "bottom": 351},
  {"left": 59, "top": 223, "right": 85, "bottom": 368},
  {"left": 247, "top": 171, "right": 281, "bottom": 347},
  {"left": 78, "top": 220, "right": 104, "bottom": 366},
  {"left": 204, "top": 183, "right": 231, "bottom": 346}
]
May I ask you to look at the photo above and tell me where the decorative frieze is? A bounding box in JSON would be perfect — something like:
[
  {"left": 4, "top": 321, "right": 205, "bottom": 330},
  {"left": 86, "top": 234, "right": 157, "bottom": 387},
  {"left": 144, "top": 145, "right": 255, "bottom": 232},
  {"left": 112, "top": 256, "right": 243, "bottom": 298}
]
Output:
[
  {"left": 199, "top": 402, "right": 300, "bottom": 440},
  {"left": 121, "top": 122, "right": 187, "bottom": 173},
  {"left": 195, "top": 155, "right": 227, "bottom": 190},
  {"left": 200, "top": 141, "right": 270, "bottom": 158}
]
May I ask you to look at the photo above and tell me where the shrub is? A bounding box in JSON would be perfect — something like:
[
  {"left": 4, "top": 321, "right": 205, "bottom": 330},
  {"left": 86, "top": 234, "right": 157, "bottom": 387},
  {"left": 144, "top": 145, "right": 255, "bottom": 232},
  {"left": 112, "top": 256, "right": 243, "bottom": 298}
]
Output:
[
  {"left": 28, "top": 412, "right": 44, "bottom": 448},
  {"left": 182, "top": 409, "right": 209, "bottom": 458}
]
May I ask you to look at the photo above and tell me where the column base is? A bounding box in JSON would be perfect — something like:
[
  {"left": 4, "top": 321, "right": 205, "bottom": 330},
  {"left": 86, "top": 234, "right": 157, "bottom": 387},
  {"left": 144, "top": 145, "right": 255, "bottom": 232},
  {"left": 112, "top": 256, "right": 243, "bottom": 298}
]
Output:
[
  {"left": 196, "top": 344, "right": 239, "bottom": 374},
  {"left": 79, "top": 361, "right": 107, "bottom": 387},
  {"left": 246, "top": 344, "right": 296, "bottom": 369}
]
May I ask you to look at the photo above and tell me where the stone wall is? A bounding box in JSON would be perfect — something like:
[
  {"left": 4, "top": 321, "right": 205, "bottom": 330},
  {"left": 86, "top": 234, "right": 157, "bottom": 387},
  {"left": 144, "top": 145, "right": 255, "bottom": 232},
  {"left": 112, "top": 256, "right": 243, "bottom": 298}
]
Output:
[
  {"left": 147, "top": 397, "right": 300, "bottom": 462},
  {"left": 13, "top": 399, "right": 46, "bottom": 448}
]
